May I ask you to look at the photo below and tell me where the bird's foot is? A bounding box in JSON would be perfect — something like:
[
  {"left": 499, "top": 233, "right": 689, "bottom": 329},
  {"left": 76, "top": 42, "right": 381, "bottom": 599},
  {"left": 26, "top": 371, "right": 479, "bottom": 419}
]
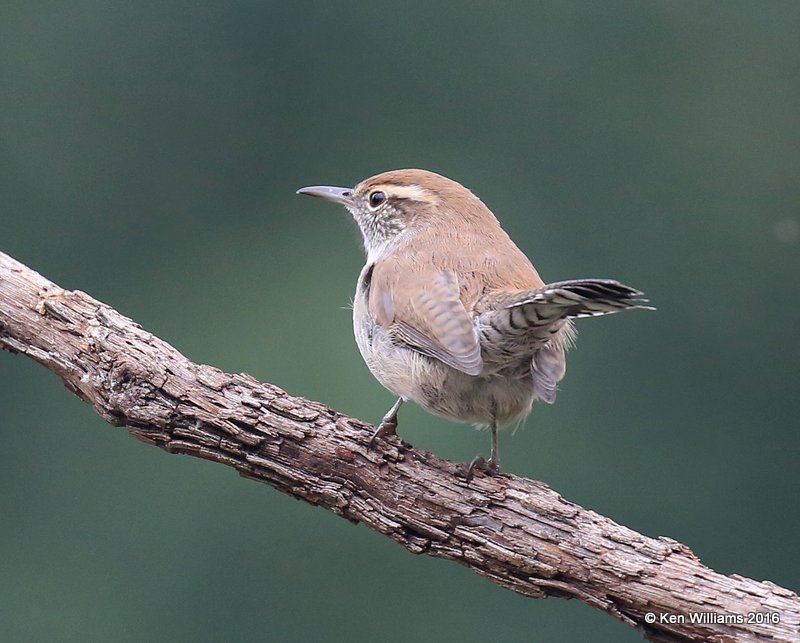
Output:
[
  {"left": 369, "top": 397, "right": 404, "bottom": 448},
  {"left": 368, "top": 416, "right": 398, "bottom": 448},
  {"left": 465, "top": 454, "right": 500, "bottom": 483}
]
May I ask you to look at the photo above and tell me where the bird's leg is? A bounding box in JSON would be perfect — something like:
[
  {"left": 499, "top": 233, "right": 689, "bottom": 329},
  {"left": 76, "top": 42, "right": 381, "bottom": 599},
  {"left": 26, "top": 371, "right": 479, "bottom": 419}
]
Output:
[
  {"left": 369, "top": 397, "right": 404, "bottom": 446},
  {"left": 466, "top": 421, "right": 500, "bottom": 482},
  {"left": 490, "top": 421, "right": 500, "bottom": 470}
]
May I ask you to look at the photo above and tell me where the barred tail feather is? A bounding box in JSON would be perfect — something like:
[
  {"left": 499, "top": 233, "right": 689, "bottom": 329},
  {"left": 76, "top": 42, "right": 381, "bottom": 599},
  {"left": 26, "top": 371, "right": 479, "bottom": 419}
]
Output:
[
  {"left": 511, "top": 279, "right": 653, "bottom": 320},
  {"left": 477, "top": 279, "right": 651, "bottom": 369}
]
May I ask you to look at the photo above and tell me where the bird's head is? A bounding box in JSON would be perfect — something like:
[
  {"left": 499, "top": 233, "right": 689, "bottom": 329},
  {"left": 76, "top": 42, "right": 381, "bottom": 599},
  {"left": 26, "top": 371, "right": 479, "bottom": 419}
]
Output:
[{"left": 297, "top": 169, "right": 493, "bottom": 260}]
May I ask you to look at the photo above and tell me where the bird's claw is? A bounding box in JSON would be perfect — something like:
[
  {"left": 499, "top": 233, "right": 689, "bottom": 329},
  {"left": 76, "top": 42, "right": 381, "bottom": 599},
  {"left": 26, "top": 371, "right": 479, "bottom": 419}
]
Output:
[
  {"left": 368, "top": 418, "right": 397, "bottom": 448},
  {"left": 465, "top": 454, "right": 500, "bottom": 483}
]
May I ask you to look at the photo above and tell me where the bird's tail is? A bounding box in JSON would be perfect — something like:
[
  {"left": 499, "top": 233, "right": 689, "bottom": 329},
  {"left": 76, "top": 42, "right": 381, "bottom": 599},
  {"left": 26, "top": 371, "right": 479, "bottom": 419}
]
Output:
[
  {"left": 479, "top": 278, "right": 652, "bottom": 348},
  {"left": 510, "top": 279, "right": 653, "bottom": 320},
  {"left": 478, "top": 278, "right": 651, "bottom": 400}
]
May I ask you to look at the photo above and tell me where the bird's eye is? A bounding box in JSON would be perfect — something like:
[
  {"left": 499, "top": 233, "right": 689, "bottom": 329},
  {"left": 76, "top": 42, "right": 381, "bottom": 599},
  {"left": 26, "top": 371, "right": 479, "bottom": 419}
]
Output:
[{"left": 368, "top": 191, "right": 387, "bottom": 208}]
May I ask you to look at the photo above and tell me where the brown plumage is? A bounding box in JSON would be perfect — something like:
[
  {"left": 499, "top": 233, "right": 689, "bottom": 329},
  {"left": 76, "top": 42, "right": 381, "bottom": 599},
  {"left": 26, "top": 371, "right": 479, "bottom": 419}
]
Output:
[{"left": 298, "top": 169, "right": 650, "bottom": 479}]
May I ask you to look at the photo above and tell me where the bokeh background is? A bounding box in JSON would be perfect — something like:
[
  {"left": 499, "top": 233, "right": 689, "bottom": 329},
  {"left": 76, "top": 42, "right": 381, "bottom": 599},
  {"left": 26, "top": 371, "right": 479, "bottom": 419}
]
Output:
[{"left": 1, "top": 2, "right": 798, "bottom": 642}]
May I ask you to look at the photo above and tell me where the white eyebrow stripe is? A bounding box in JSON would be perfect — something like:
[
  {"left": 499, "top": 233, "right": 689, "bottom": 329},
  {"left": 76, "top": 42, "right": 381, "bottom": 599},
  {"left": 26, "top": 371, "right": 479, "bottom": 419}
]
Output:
[{"left": 384, "top": 184, "right": 437, "bottom": 203}]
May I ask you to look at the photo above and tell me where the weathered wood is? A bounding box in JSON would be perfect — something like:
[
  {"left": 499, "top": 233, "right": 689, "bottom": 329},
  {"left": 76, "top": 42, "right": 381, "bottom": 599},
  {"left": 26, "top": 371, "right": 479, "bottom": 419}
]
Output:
[{"left": 0, "top": 250, "right": 797, "bottom": 642}]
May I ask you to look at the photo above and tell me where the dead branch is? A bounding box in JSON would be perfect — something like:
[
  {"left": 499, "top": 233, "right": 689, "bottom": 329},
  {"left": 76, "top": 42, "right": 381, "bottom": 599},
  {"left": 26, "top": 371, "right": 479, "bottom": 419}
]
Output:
[{"left": 0, "top": 250, "right": 797, "bottom": 643}]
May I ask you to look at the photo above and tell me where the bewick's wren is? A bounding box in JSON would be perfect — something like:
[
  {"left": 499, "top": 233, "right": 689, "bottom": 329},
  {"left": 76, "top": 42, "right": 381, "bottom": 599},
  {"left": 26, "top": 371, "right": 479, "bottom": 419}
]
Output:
[{"left": 297, "top": 169, "right": 650, "bottom": 479}]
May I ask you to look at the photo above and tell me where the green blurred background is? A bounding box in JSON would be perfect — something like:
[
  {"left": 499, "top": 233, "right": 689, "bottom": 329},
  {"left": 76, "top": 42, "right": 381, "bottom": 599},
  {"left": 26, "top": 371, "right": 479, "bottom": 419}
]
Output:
[{"left": 1, "top": 2, "right": 798, "bottom": 641}]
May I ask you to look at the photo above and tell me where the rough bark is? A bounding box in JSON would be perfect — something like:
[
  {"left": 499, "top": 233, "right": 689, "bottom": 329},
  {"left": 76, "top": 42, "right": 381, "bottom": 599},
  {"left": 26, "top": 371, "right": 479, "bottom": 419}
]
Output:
[{"left": 0, "top": 250, "right": 797, "bottom": 643}]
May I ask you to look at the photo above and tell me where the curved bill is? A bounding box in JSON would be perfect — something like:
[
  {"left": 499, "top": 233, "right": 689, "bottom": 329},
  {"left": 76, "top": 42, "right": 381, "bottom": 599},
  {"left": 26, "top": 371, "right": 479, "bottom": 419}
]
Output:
[{"left": 296, "top": 185, "right": 353, "bottom": 206}]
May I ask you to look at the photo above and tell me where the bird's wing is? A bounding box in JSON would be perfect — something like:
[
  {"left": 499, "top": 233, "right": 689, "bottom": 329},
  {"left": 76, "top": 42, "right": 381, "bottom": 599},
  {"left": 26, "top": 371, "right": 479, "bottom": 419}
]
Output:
[{"left": 371, "top": 267, "right": 483, "bottom": 376}]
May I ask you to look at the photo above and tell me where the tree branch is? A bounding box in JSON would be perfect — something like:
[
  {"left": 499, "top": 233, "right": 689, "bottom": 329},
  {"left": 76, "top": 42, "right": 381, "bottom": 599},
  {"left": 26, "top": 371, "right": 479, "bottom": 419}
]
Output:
[{"left": 0, "top": 250, "right": 797, "bottom": 643}]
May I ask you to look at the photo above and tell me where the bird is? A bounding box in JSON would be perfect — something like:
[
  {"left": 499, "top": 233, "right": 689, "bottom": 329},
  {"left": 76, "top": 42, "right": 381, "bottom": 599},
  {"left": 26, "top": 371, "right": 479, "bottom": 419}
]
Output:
[{"left": 297, "top": 169, "right": 651, "bottom": 480}]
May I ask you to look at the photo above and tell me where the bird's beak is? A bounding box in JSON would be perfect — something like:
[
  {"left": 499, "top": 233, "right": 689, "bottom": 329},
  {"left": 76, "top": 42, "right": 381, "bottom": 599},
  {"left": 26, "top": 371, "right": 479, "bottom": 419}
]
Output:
[{"left": 296, "top": 185, "right": 354, "bottom": 207}]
